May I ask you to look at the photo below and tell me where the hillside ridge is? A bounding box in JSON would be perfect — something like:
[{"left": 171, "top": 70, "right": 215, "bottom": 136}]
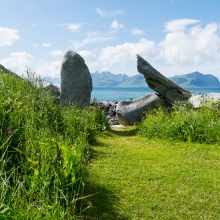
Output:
[{"left": 43, "top": 71, "right": 220, "bottom": 88}]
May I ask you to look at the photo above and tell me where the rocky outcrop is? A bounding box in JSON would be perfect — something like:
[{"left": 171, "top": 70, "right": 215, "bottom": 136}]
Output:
[
  {"left": 137, "top": 54, "right": 191, "bottom": 103},
  {"left": 91, "top": 101, "right": 119, "bottom": 126},
  {"left": 116, "top": 94, "right": 171, "bottom": 126},
  {"left": 189, "top": 93, "right": 220, "bottom": 108},
  {"left": 60, "top": 50, "right": 92, "bottom": 108},
  {"left": 44, "top": 83, "right": 60, "bottom": 98}
]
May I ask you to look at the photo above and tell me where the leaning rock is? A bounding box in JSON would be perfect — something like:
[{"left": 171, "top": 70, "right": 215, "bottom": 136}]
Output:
[
  {"left": 60, "top": 50, "right": 92, "bottom": 108},
  {"left": 137, "top": 54, "right": 191, "bottom": 103},
  {"left": 116, "top": 94, "right": 171, "bottom": 126}
]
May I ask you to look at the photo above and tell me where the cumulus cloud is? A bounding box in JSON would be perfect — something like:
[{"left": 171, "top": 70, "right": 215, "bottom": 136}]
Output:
[
  {"left": 110, "top": 19, "right": 124, "bottom": 29},
  {"left": 60, "top": 23, "right": 84, "bottom": 32},
  {"left": 96, "top": 8, "right": 124, "bottom": 17},
  {"left": 98, "top": 67, "right": 110, "bottom": 72},
  {"left": 0, "top": 26, "right": 20, "bottom": 46},
  {"left": 32, "top": 23, "right": 39, "bottom": 27},
  {"left": 99, "top": 38, "right": 157, "bottom": 66},
  {"left": 78, "top": 50, "right": 98, "bottom": 67},
  {"left": 130, "top": 28, "right": 144, "bottom": 35},
  {"left": 73, "top": 31, "right": 115, "bottom": 49},
  {"left": 36, "top": 61, "right": 61, "bottom": 77},
  {"left": 159, "top": 23, "right": 220, "bottom": 65},
  {"left": 33, "top": 43, "right": 39, "bottom": 47},
  {"left": 0, "top": 52, "right": 34, "bottom": 74},
  {"left": 164, "top": 19, "right": 200, "bottom": 32},
  {"left": 50, "top": 50, "right": 63, "bottom": 57},
  {"left": 42, "top": 43, "right": 51, "bottom": 47}
]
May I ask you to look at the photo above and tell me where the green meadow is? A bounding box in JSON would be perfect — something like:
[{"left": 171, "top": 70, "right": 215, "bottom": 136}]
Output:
[
  {"left": 1, "top": 67, "right": 220, "bottom": 219},
  {"left": 0, "top": 69, "right": 108, "bottom": 219}
]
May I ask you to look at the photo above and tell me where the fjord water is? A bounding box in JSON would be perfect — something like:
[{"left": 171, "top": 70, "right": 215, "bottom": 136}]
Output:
[{"left": 91, "top": 87, "right": 220, "bottom": 102}]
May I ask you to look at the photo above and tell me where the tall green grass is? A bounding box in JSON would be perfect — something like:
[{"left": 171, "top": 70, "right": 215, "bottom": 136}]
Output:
[
  {"left": 138, "top": 101, "right": 220, "bottom": 144},
  {"left": 0, "top": 69, "right": 109, "bottom": 219}
]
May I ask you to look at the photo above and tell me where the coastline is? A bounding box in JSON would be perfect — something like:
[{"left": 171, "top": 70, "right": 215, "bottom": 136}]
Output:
[{"left": 92, "top": 87, "right": 220, "bottom": 103}]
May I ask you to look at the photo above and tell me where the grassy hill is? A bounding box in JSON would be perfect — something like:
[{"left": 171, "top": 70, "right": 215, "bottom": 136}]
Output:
[
  {"left": 0, "top": 66, "right": 108, "bottom": 219},
  {"left": 170, "top": 71, "right": 220, "bottom": 88}
]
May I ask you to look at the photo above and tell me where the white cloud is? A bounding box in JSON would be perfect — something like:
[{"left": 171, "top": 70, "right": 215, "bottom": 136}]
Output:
[
  {"left": 33, "top": 43, "right": 39, "bottom": 47},
  {"left": 0, "top": 26, "right": 20, "bottom": 46},
  {"left": 0, "top": 52, "right": 34, "bottom": 74},
  {"left": 50, "top": 50, "right": 63, "bottom": 57},
  {"left": 99, "top": 38, "right": 157, "bottom": 66},
  {"left": 98, "top": 21, "right": 220, "bottom": 77},
  {"left": 96, "top": 8, "right": 124, "bottom": 17},
  {"left": 32, "top": 23, "right": 39, "bottom": 27},
  {"left": 98, "top": 67, "right": 110, "bottom": 72},
  {"left": 110, "top": 19, "right": 124, "bottom": 29},
  {"left": 60, "top": 23, "right": 84, "bottom": 32},
  {"left": 36, "top": 61, "right": 61, "bottom": 77},
  {"left": 130, "top": 28, "right": 144, "bottom": 35},
  {"left": 159, "top": 23, "right": 220, "bottom": 65},
  {"left": 42, "top": 43, "right": 51, "bottom": 47},
  {"left": 73, "top": 31, "right": 115, "bottom": 49},
  {"left": 78, "top": 50, "right": 98, "bottom": 67},
  {"left": 165, "top": 19, "right": 200, "bottom": 32}
]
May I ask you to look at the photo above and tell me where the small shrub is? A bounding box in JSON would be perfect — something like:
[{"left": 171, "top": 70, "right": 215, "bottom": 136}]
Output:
[{"left": 138, "top": 100, "right": 220, "bottom": 144}]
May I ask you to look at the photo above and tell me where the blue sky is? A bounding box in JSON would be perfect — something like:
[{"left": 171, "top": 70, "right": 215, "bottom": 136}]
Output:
[{"left": 1, "top": 0, "right": 220, "bottom": 79}]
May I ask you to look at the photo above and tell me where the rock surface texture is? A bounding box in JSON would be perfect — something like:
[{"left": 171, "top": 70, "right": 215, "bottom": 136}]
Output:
[
  {"left": 137, "top": 54, "right": 191, "bottom": 103},
  {"left": 44, "top": 83, "right": 60, "bottom": 101},
  {"left": 116, "top": 94, "right": 171, "bottom": 126},
  {"left": 60, "top": 50, "right": 92, "bottom": 108},
  {"left": 189, "top": 93, "right": 220, "bottom": 108}
]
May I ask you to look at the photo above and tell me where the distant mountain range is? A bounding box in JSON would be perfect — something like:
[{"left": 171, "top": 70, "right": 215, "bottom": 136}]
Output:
[
  {"left": 43, "top": 71, "right": 220, "bottom": 88},
  {"left": 169, "top": 72, "right": 220, "bottom": 88}
]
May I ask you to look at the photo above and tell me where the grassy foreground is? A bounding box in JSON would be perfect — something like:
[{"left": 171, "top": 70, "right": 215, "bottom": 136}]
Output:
[
  {"left": 0, "top": 69, "right": 108, "bottom": 219},
  {"left": 84, "top": 128, "right": 220, "bottom": 219}
]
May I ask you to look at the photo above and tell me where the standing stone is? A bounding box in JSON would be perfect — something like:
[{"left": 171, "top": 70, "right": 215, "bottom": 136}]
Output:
[{"left": 60, "top": 50, "right": 92, "bottom": 108}]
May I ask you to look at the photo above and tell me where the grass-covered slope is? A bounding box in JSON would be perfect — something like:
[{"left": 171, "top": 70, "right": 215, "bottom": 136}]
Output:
[
  {"left": 84, "top": 101, "right": 220, "bottom": 218},
  {"left": 85, "top": 129, "right": 220, "bottom": 219},
  {"left": 0, "top": 69, "right": 109, "bottom": 219}
]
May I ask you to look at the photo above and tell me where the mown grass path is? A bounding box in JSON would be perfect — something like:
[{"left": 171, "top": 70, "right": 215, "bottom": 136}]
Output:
[{"left": 84, "top": 127, "right": 220, "bottom": 219}]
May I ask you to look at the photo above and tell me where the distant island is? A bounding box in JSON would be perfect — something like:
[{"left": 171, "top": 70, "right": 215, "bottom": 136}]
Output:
[{"left": 43, "top": 71, "right": 220, "bottom": 88}]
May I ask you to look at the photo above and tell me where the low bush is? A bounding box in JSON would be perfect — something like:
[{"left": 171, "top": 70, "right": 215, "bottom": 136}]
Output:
[
  {"left": 138, "top": 100, "right": 220, "bottom": 144},
  {"left": 0, "top": 69, "right": 109, "bottom": 219}
]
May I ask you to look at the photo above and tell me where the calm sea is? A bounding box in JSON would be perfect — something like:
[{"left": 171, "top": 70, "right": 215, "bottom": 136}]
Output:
[{"left": 91, "top": 87, "right": 220, "bottom": 102}]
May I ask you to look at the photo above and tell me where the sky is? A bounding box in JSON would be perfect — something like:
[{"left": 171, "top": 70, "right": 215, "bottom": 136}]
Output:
[{"left": 0, "top": 0, "right": 220, "bottom": 79}]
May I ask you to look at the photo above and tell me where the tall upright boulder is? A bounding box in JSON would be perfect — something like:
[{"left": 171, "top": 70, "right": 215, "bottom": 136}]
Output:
[{"left": 60, "top": 50, "right": 92, "bottom": 108}]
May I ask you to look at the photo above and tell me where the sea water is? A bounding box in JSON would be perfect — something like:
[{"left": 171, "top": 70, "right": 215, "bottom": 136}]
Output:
[{"left": 91, "top": 87, "right": 220, "bottom": 102}]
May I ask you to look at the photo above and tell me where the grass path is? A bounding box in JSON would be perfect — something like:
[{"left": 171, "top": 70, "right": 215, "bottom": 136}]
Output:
[{"left": 84, "top": 127, "right": 220, "bottom": 219}]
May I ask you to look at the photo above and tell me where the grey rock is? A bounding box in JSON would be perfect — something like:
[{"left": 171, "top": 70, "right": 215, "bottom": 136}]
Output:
[
  {"left": 137, "top": 54, "right": 191, "bottom": 103},
  {"left": 44, "top": 83, "right": 60, "bottom": 97},
  {"left": 189, "top": 93, "right": 220, "bottom": 108},
  {"left": 60, "top": 50, "right": 92, "bottom": 108},
  {"left": 116, "top": 94, "right": 171, "bottom": 126}
]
